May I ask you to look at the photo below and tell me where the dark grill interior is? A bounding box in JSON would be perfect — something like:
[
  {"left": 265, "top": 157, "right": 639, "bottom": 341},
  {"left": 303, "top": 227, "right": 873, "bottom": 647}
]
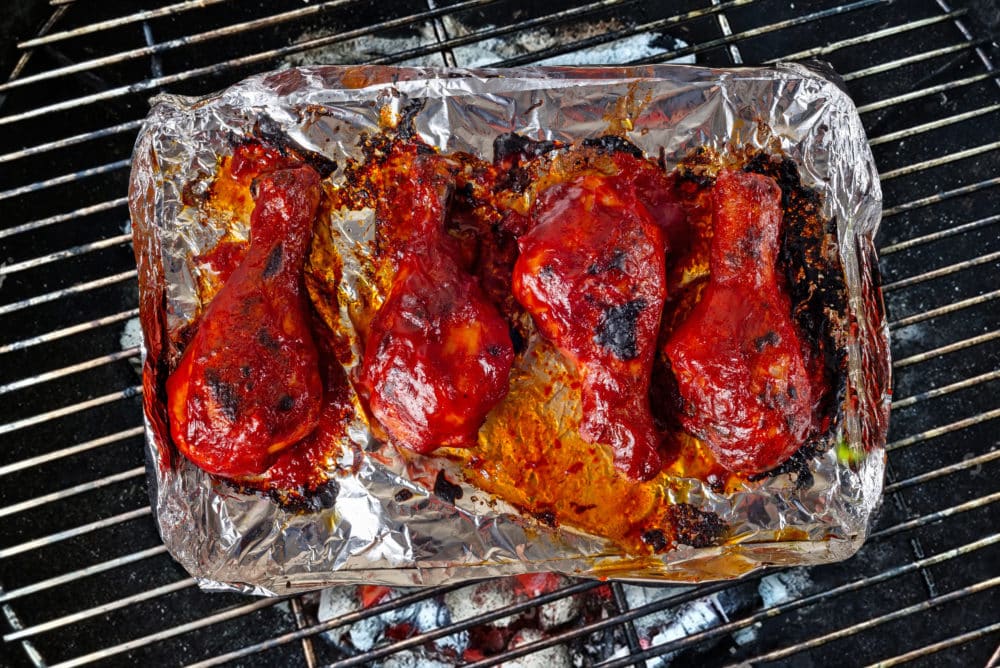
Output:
[{"left": 1, "top": 1, "right": 998, "bottom": 666}]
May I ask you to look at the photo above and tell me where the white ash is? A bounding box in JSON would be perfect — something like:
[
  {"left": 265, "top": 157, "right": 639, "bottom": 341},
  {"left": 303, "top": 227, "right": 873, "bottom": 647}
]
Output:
[
  {"left": 120, "top": 316, "right": 144, "bottom": 375},
  {"left": 620, "top": 583, "right": 692, "bottom": 641},
  {"left": 318, "top": 586, "right": 362, "bottom": 645},
  {"left": 120, "top": 316, "right": 143, "bottom": 351},
  {"left": 506, "top": 627, "right": 571, "bottom": 668},
  {"left": 645, "top": 597, "right": 726, "bottom": 654},
  {"left": 758, "top": 569, "right": 814, "bottom": 608},
  {"left": 285, "top": 16, "right": 694, "bottom": 69},
  {"left": 441, "top": 15, "right": 694, "bottom": 67},
  {"left": 285, "top": 25, "right": 441, "bottom": 68},
  {"left": 619, "top": 585, "right": 738, "bottom": 666},
  {"left": 888, "top": 321, "right": 929, "bottom": 349},
  {"left": 444, "top": 579, "right": 522, "bottom": 628},
  {"left": 450, "top": 27, "right": 693, "bottom": 68},
  {"left": 318, "top": 586, "right": 468, "bottom": 660},
  {"left": 539, "top": 594, "right": 579, "bottom": 630},
  {"left": 350, "top": 608, "right": 388, "bottom": 652},
  {"left": 382, "top": 651, "right": 455, "bottom": 668},
  {"left": 731, "top": 623, "right": 760, "bottom": 647}
]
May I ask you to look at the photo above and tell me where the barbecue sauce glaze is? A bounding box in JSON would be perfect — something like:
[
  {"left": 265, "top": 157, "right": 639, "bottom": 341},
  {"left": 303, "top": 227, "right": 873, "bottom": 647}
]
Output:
[
  {"left": 166, "top": 165, "right": 324, "bottom": 478},
  {"left": 165, "top": 133, "right": 841, "bottom": 551}
]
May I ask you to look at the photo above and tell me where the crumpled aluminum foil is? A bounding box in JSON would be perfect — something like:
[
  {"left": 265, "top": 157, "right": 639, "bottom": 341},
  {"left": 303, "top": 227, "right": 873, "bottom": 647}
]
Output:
[{"left": 128, "top": 64, "right": 890, "bottom": 595}]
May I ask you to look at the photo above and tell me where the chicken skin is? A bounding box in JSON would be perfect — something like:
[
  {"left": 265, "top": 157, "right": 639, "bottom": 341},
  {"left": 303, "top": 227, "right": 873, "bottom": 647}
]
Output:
[
  {"left": 359, "top": 144, "right": 515, "bottom": 453},
  {"left": 664, "top": 169, "right": 815, "bottom": 474},
  {"left": 512, "top": 159, "right": 669, "bottom": 481},
  {"left": 166, "top": 166, "right": 324, "bottom": 477}
]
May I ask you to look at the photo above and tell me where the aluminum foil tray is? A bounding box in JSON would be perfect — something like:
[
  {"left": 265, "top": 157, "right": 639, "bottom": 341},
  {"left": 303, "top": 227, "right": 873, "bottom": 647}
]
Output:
[{"left": 128, "top": 64, "right": 890, "bottom": 595}]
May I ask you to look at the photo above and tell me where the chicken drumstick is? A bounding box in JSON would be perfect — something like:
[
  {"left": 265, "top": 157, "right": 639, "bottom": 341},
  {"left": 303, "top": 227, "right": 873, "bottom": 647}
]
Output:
[
  {"left": 166, "top": 166, "right": 324, "bottom": 478},
  {"left": 664, "top": 169, "right": 816, "bottom": 474},
  {"left": 513, "top": 160, "right": 668, "bottom": 481}
]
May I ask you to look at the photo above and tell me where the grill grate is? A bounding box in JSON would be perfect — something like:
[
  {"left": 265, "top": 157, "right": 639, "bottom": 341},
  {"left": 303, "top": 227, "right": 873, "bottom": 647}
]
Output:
[{"left": 1, "top": 0, "right": 998, "bottom": 666}]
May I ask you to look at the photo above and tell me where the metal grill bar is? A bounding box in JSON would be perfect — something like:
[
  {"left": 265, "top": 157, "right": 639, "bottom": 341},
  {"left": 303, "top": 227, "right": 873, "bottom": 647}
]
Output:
[
  {"left": 0, "top": 159, "right": 131, "bottom": 201},
  {"left": 988, "top": 644, "right": 1000, "bottom": 668},
  {"left": 1, "top": 4, "right": 975, "bottom": 203},
  {"left": 892, "top": 330, "right": 1000, "bottom": 369},
  {"left": 0, "top": 604, "right": 43, "bottom": 668},
  {"left": 0, "top": 0, "right": 656, "bottom": 167},
  {"left": 710, "top": 0, "right": 744, "bottom": 64},
  {"left": 190, "top": 488, "right": 998, "bottom": 668},
  {"left": 288, "top": 596, "right": 318, "bottom": 668},
  {"left": 482, "top": 0, "right": 760, "bottom": 67},
  {"left": 887, "top": 408, "right": 1000, "bottom": 451},
  {"left": 0, "top": 474, "right": 988, "bottom": 665},
  {"left": 0, "top": 270, "right": 137, "bottom": 316},
  {"left": 629, "top": 0, "right": 888, "bottom": 67},
  {"left": 0, "top": 0, "right": 498, "bottom": 127},
  {"left": 9, "top": 0, "right": 679, "bottom": 172},
  {"left": 0, "top": 120, "right": 142, "bottom": 164},
  {"left": 880, "top": 213, "right": 1000, "bottom": 255},
  {"left": 843, "top": 38, "right": 993, "bottom": 81},
  {"left": 867, "top": 622, "right": 1000, "bottom": 668},
  {"left": 363, "top": 0, "right": 652, "bottom": 67},
  {"left": 2, "top": 447, "right": 985, "bottom": 667},
  {"left": 0, "top": 348, "right": 140, "bottom": 395},
  {"left": 608, "top": 581, "right": 644, "bottom": 659},
  {"left": 1, "top": 2, "right": 997, "bottom": 666},
  {"left": 74, "top": 585, "right": 473, "bottom": 668},
  {"left": 869, "top": 492, "right": 1000, "bottom": 541},
  {"left": 4, "top": 579, "right": 197, "bottom": 642},
  {"left": 857, "top": 70, "right": 999, "bottom": 114},
  {"left": 426, "top": 0, "right": 457, "bottom": 68},
  {"left": 746, "top": 577, "right": 1000, "bottom": 663},
  {"left": 7, "top": 56, "right": 1000, "bottom": 214},
  {"left": 17, "top": 0, "right": 231, "bottom": 49},
  {"left": 764, "top": 10, "right": 964, "bottom": 63},
  {"left": 0, "top": 507, "right": 151, "bottom": 560},
  {"left": 0, "top": 308, "right": 139, "bottom": 354},
  {"left": 326, "top": 581, "right": 606, "bottom": 668},
  {"left": 888, "top": 288, "right": 1000, "bottom": 329},
  {"left": 0, "top": 545, "right": 167, "bottom": 603},
  {"left": 0, "top": 234, "right": 132, "bottom": 276},
  {"left": 458, "top": 582, "right": 737, "bottom": 668},
  {"left": 883, "top": 449, "right": 1000, "bottom": 494},
  {"left": 937, "top": 0, "right": 1000, "bottom": 75},
  {"left": 0, "top": 198, "right": 127, "bottom": 240},
  {"left": 868, "top": 103, "right": 1000, "bottom": 146},
  {"left": 593, "top": 534, "right": 1000, "bottom": 668},
  {"left": 0, "top": 384, "right": 141, "bottom": 437},
  {"left": 0, "top": 0, "right": 739, "bottom": 193},
  {"left": 879, "top": 141, "right": 1000, "bottom": 181},
  {"left": 881, "top": 251, "right": 1000, "bottom": 291},
  {"left": 50, "top": 598, "right": 285, "bottom": 668},
  {"left": 474, "top": 499, "right": 1000, "bottom": 668},
  {"left": 4, "top": 2, "right": 69, "bottom": 82},
  {"left": 0, "top": 467, "right": 145, "bottom": 519},
  {"left": 882, "top": 177, "right": 1000, "bottom": 217},
  {"left": 189, "top": 582, "right": 586, "bottom": 668},
  {"left": 0, "top": 427, "right": 144, "bottom": 476},
  {"left": 0, "top": 0, "right": 361, "bottom": 92},
  {"left": 6, "top": 6, "right": 970, "bottom": 183},
  {"left": 891, "top": 369, "right": 1000, "bottom": 410}
]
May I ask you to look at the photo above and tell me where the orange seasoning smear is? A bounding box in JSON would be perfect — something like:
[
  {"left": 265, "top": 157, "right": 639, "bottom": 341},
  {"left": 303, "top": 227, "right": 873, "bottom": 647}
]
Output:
[
  {"left": 194, "top": 143, "right": 303, "bottom": 300},
  {"left": 452, "top": 343, "right": 678, "bottom": 553}
]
